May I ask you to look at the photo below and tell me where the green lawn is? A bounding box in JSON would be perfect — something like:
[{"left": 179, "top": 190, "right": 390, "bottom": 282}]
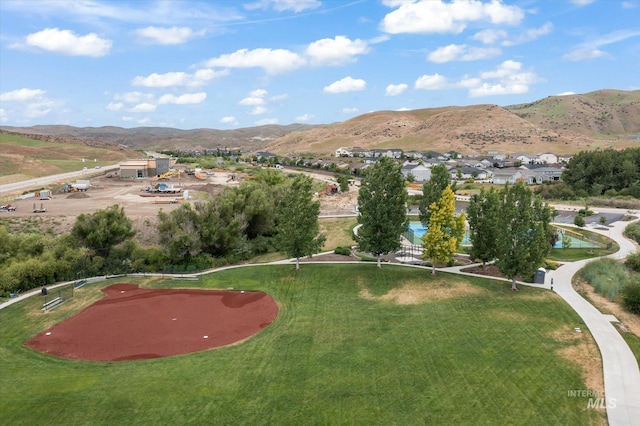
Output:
[{"left": 1, "top": 265, "right": 603, "bottom": 425}]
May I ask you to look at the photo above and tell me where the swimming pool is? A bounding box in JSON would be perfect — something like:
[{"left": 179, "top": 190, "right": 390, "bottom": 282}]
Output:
[{"left": 405, "top": 222, "right": 599, "bottom": 249}]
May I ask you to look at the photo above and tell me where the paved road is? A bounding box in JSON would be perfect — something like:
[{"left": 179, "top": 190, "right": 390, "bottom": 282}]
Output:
[{"left": 0, "top": 165, "right": 119, "bottom": 195}]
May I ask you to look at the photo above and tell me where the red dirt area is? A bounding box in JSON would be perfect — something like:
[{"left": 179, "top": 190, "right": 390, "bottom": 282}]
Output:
[{"left": 25, "top": 283, "right": 279, "bottom": 362}]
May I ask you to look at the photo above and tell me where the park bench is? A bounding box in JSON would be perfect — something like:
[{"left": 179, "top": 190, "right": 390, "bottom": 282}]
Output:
[{"left": 42, "top": 297, "right": 62, "bottom": 311}]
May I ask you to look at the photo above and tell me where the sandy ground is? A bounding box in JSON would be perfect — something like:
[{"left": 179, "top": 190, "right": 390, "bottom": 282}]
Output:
[{"left": 1, "top": 169, "right": 358, "bottom": 245}]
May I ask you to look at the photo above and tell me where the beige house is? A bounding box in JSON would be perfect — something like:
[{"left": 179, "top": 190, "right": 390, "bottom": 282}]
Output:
[{"left": 119, "top": 158, "right": 170, "bottom": 178}]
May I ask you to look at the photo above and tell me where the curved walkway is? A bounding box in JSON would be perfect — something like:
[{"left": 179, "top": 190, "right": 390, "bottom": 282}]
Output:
[{"left": 2, "top": 219, "right": 640, "bottom": 425}]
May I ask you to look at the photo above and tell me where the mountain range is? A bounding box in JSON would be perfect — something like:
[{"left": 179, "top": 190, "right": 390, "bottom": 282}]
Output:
[{"left": 2, "top": 89, "right": 639, "bottom": 157}]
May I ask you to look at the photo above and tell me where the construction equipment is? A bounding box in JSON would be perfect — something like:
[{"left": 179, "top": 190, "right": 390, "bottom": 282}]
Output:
[
  {"left": 144, "top": 183, "right": 182, "bottom": 194},
  {"left": 158, "top": 170, "right": 181, "bottom": 180},
  {"left": 63, "top": 180, "right": 90, "bottom": 192},
  {"left": 33, "top": 203, "right": 47, "bottom": 213},
  {"left": 0, "top": 204, "right": 17, "bottom": 212}
]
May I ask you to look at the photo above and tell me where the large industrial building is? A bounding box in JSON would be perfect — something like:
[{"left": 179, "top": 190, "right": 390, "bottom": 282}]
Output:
[{"left": 119, "top": 158, "right": 171, "bottom": 178}]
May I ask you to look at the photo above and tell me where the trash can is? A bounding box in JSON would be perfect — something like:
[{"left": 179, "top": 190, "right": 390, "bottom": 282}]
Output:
[
  {"left": 533, "top": 268, "right": 546, "bottom": 284},
  {"left": 41, "top": 287, "right": 48, "bottom": 296}
]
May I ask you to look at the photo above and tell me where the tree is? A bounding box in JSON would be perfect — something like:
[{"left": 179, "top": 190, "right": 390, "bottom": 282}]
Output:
[
  {"left": 422, "top": 186, "right": 466, "bottom": 274},
  {"left": 72, "top": 205, "right": 135, "bottom": 258},
  {"left": 273, "top": 174, "right": 326, "bottom": 270},
  {"left": 495, "top": 182, "right": 553, "bottom": 290},
  {"left": 419, "top": 163, "right": 453, "bottom": 226},
  {"left": 157, "top": 204, "right": 203, "bottom": 265},
  {"left": 467, "top": 187, "right": 501, "bottom": 269},
  {"left": 356, "top": 157, "right": 408, "bottom": 268}
]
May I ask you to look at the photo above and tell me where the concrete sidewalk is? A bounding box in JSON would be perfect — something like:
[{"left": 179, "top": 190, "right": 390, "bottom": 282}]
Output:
[{"left": 544, "top": 220, "right": 640, "bottom": 426}]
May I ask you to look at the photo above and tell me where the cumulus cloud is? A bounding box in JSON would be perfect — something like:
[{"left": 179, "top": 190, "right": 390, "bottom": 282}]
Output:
[
  {"left": 0, "top": 88, "right": 57, "bottom": 120},
  {"left": 250, "top": 106, "right": 268, "bottom": 115},
  {"left": 239, "top": 89, "right": 268, "bottom": 106},
  {"left": 130, "top": 103, "right": 157, "bottom": 113},
  {"left": 472, "top": 28, "right": 508, "bottom": 44},
  {"left": 380, "top": 0, "right": 524, "bottom": 35},
  {"left": 135, "top": 26, "right": 206, "bottom": 45},
  {"left": 114, "top": 92, "right": 154, "bottom": 103},
  {"left": 557, "top": 92, "right": 577, "bottom": 96},
  {"left": 22, "top": 28, "right": 111, "bottom": 57},
  {"left": 220, "top": 116, "right": 239, "bottom": 125},
  {"left": 385, "top": 84, "right": 408, "bottom": 96},
  {"left": 306, "top": 36, "right": 370, "bottom": 67},
  {"left": 245, "top": 0, "right": 321, "bottom": 12},
  {"left": 157, "top": 92, "right": 207, "bottom": 105},
  {"left": 323, "top": 77, "right": 366, "bottom": 93},
  {"left": 570, "top": 0, "right": 595, "bottom": 5},
  {"left": 427, "top": 44, "right": 501, "bottom": 63},
  {"left": 106, "top": 102, "right": 123, "bottom": 111},
  {"left": 342, "top": 107, "right": 359, "bottom": 114},
  {"left": 203, "top": 48, "right": 306, "bottom": 75},
  {"left": 469, "top": 60, "right": 540, "bottom": 96},
  {"left": 414, "top": 73, "right": 448, "bottom": 90},
  {"left": 132, "top": 69, "right": 226, "bottom": 88}
]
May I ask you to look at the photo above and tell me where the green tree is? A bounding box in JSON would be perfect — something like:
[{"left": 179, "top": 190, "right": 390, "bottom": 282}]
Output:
[
  {"left": 422, "top": 186, "right": 466, "bottom": 274},
  {"left": 356, "top": 157, "right": 408, "bottom": 268},
  {"left": 336, "top": 174, "right": 350, "bottom": 192},
  {"left": 157, "top": 204, "right": 203, "bottom": 265},
  {"left": 495, "top": 182, "right": 553, "bottom": 290},
  {"left": 419, "top": 163, "right": 453, "bottom": 226},
  {"left": 72, "top": 205, "right": 135, "bottom": 258},
  {"left": 467, "top": 187, "right": 501, "bottom": 269},
  {"left": 273, "top": 174, "right": 326, "bottom": 270},
  {"left": 574, "top": 215, "right": 585, "bottom": 227}
]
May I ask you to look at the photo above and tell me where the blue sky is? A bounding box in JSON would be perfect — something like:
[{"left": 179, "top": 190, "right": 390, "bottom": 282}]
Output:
[{"left": 1, "top": 0, "right": 639, "bottom": 130}]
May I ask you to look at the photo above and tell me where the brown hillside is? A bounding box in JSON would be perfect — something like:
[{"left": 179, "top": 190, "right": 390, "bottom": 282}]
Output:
[{"left": 266, "top": 104, "right": 600, "bottom": 155}]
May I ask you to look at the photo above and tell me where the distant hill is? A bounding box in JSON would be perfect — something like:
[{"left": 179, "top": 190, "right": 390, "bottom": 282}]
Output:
[
  {"left": 0, "top": 123, "right": 318, "bottom": 152},
  {"left": 2, "top": 89, "right": 638, "bottom": 157}
]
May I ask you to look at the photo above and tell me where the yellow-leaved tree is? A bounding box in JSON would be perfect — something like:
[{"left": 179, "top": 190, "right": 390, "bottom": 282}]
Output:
[{"left": 422, "top": 186, "right": 466, "bottom": 275}]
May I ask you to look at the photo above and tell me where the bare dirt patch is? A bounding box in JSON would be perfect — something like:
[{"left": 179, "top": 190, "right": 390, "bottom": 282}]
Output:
[{"left": 359, "top": 278, "right": 486, "bottom": 305}]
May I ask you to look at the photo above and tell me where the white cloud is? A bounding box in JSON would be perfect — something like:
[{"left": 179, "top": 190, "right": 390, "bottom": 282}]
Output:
[
  {"left": 23, "top": 28, "right": 111, "bottom": 57},
  {"left": 469, "top": 60, "right": 541, "bottom": 97},
  {"left": 130, "top": 103, "right": 157, "bottom": 113},
  {"left": 135, "top": 26, "right": 205, "bottom": 45},
  {"left": 323, "top": 77, "right": 366, "bottom": 93},
  {"left": 0, "top": 88, "right": 45, "bottom": 101},
  {"left": 385, "top": 84, "right": 408, "bottom": 96},
  {"left": 203, "top": 48, "right": 306, "bottom": 75},
  {"left": 250, "top": 106, "right": 268, "bottom": 115},
  {"left": 427, "top": 44, "right": 501, "bottom": 63},
  {"left": 472, "top": 29, "right": 507, "bottom": 44},
  {"left": 0, "top": 88, "right": 57, "bottom": 120},
  {"left": 380, "top": 0, "right": 524, "bottom": 35},
  {"left": 239, "top": 89, "right": 267, "bottom": 106},
  {"left": 563, "top": 29, "right": 640, "bottom": 61},
  {"left": 295, "top": 113, "right": 314, "bottom": 122},
  {"left": 132, "top": 69, "right": 226, "bottom": 88},
  {"left": 220, "top": 116, "right": 238, "bottom": 125},
  {"left": 244, "top": 0, "right": 321, "bottom": 12},
  {"left": 255, "top": 118, "right": 279, "bottom": 125},
  {"left": 157, "top": 93, "right": 207, "bottom": 105},
  {"left": 114, "top": 92, "right": 153, "bottom": 103},
  {"left": 106, "top": 102, "right": 123, "bottom": 111},
  {"left": 622, "top": 1, "right": 637, "bottom": 9},
  {"left": 305, "top": 36, "right": 370, "bottom": 66},
  {"left": 563, "top": 49, "right": 606, "bottom": 61},
  {"left": 342, "top": 107, "right": 359, "bottom": 114},
  {"left": 502, "top": 22, "right": 553, "bottom": 46},
  {"left": 557, "top": 92, "right": 576, "bottom": 96},
  {"left": 414, "top": 74, "right": 448, "bottom": 90}
]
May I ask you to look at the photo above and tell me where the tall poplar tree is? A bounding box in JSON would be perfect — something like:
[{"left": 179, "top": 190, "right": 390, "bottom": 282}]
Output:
[
  {"left": 495, "top": 182, "right": 553, "bottom": 290},
  {"left": 419, "top": 163, "right": 454, "bottom": 226},
  {"left": 467, "top": 187, "right": 501, "bottom": 269},
  {"left": 274, "top": 174, "right": 325, "bottom": 270},
  {"left": 356, "top": 157, "right": 408, "bottom": 268},
  {"left": 422, "top": 186, "right": 466, "bottom": 274}
]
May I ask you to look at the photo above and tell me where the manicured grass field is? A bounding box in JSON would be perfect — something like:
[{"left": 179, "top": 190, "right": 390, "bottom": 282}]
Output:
[{"left": 1, "top": 265, "right": 603, "bottom": 425}]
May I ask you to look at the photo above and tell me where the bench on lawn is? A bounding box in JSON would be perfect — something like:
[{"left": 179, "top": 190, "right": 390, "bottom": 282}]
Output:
[{"left": 42, "top": 297, "right": 63, "bottom": 311}]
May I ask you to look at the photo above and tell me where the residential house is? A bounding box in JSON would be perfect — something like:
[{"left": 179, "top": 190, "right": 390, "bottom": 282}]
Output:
[
  {"left": 537, "top": 152, "right": 559, "bottom": 164},
  {"left": 402, "top": 163, "right": 432, "bottom": 182}
]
